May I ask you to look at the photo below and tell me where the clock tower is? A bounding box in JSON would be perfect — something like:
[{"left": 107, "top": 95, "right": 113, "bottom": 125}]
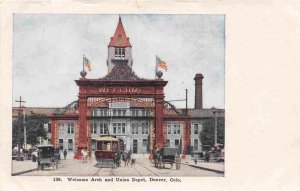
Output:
[{"left": 107, "top": 16, "right": 133, "bottom": 73}]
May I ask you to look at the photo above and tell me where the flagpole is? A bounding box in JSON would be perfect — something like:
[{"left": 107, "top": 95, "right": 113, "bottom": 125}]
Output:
[
  {"left": 82, "top": 54, "right": 85, "bottom": 71},
  {"left": 154, "top": 55, "right": 157, "bottom": 79}
]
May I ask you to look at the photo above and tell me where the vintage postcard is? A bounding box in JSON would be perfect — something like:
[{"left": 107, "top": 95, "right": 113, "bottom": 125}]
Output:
[{"left": 1, "top": 1, "right": 299, "bottom": 191}]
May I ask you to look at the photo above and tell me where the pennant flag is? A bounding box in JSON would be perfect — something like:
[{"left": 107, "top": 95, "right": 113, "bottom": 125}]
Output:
[
  {"left": 83, "top": 56, "right": 91, "bottom": 71},
  {"left": 156, "top": 56, "right": 168, "bottom": 72}
]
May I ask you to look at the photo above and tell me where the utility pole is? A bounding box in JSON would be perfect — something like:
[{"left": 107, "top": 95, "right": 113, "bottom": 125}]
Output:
[
  {"left": 15, "top": 96, "right": 25, "bottom": 161},
  {"left": 185, "top": 89, "right": 188, "bottom": 115},
  {"left": 212, "top": 110, "right": 218, "bottom": 145},
  {"left": 23, "top": 110, "right": 26, "bottom": 149}
]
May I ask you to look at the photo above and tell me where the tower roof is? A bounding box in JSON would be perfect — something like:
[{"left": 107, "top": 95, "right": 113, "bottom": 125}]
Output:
[
  {"left": 108, "top": 17, "right": 132, "bottom": 47},
  {"left": 102, "top": 63, "right": 141, "bottom": 80}
]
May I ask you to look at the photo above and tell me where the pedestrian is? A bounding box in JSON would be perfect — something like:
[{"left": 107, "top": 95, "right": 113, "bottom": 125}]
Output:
[
  {"left": 63, "top": 149, "right": 67, "bottom": 160},
  {"left": 205, "top": 151, "right": 211, "bottom": 163},
  {"left": 81, "top": 149, "right": 87, "bottom": 163},
  {"left": 84, "top": 149, "right": 88, "bottom": 163},
  {"left": 81, "top": 149, "right": 84, "bottom": 163}
]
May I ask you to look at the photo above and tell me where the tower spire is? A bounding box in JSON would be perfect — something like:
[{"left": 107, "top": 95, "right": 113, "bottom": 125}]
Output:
[
  {"left": 107, "top": 16, "right": 133, "bottom": 73},
  {"left": 108, "top": 16, "right": 132, "bottom": 47}
]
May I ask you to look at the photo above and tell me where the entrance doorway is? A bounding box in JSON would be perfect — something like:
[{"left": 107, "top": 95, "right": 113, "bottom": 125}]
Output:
[
  {"left": 118, "top": 139, "right": 125, "bottom": 151},
  {"left": 133, "top": 139, "right": 138, "bottom": 154}
]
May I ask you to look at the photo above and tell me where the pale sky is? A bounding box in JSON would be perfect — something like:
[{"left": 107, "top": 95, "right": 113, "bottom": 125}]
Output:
[{"left": 13, "top": 14, "right": 225, "bottom": 109}]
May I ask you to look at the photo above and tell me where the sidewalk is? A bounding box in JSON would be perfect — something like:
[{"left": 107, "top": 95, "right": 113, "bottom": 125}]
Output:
[
  {"left": 11, "top": 159, "right": 38, "bottom": 176},
  {"left": 181, "top": 159, "right": 224, "bottom": 174}
]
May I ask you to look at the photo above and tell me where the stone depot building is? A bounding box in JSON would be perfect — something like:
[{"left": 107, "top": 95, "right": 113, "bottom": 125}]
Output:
[{"left": 12, "top": 17, "right": 224, "bottom": 158}]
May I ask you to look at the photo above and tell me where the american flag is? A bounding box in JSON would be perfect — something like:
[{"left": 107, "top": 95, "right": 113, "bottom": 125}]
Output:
[
  {"left": 156, "top": 56, "right": 168, "bottom": 72},
  {"left": 83, "top": 56, "right": 91, "bottom": 71}
]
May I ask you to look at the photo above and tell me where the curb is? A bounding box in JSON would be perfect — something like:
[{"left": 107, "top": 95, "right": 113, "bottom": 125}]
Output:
[
  {"left": 182, "top": 163, "right": 224, "bottom": 174},
  {"left": 12, "top": 168, "right": 38, "bottom": 176}
]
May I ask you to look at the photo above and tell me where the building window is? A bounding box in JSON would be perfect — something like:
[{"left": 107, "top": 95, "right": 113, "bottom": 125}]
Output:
[
  {"left": 68, "top": 139, "right": 73, "bottom": 151},
  {"left": 131, "top": 109, "right": 139, "bottom": 117},
  {"left": 115, "top": 48, "right": 125, "bottom": 59},
  {"left": 141, "top": 110, "right": 145, "bottom": 116},
  {"left": 194, "top": 139, "right": 199, "bottom": 151},
  {"left": 91, "top": 139, "right": 96, "bottom": 150},
  {"left": 59, "top": 139, "right": 64, "bottom": 150},
  {"left": 113, "top": 109, "right": 117, "bottom": 116},
  {"left": 142, "top": 139, "right": 148, "bottom": 147},
  {"left": 131, "top": 122, "right": 138, "bottom": 134},
  {"left": 194, "top": 124, "right": 199, "bottom": 134},
  {"left": 47, "top": 123, "right": 51, "bottom": 133},
  {"left": 167, "top": 125, "right": 171, "bottom": 134},
  {"left": 165, "top": 139, "right": 170, "bottom": 147},
  {"left": 173, "top": 124, "right": 181, "bottom": 134},
  {"left": 67, "top": 122, "right": 74, "bottom": 134},
  {"left": 142, "top": 123, "right": 149, "bottom": 134},
  {"left": 117, "top": 123, "right": 121, "bottom": 134},
  {"left": 94, "top": 109, "right": 108, "bottom": 116},
  {"left": 113, "top": 123, "right": 117, "bottom": 134},
  {"left": 100, "top": 123, "right": 108, "bottom": 134},
  {"left": 91, "top": 122, "right": 97, "bottom": 134},
  {"left": 140, "top": 109, "right": 150, "bottom": 117},
  {"left": 113, "top": 122, "right": 126, "bottom": 135},
  {"left": 175, "top": 139, "right": 180, "bottom": 149},
  {"left": 122, "top": 123, "right": 126, "bottom": 134}
]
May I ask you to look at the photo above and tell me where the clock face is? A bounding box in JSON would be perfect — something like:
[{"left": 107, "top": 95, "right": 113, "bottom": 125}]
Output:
[{"left": 117, "top": 35, "right": 123, "bottom": 44}]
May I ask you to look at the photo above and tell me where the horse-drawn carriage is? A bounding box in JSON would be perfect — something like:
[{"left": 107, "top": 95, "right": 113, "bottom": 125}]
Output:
[
  {"left": 153, "top": 147, "right": 181, "bottom": 170},
  {"left": 95, "top": 135, "right": 119, "bottom": 168},
  {"left": 37, "top": 145, "right": 58, "bottom": 171}
]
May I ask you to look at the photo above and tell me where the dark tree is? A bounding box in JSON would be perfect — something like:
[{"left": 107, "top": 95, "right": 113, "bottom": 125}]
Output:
[
  {"left": 199, "top": 117, "right": 225, "bottom": 150},
  {"left": 12, "top": 112, "right": 49, "bottom": 148}
]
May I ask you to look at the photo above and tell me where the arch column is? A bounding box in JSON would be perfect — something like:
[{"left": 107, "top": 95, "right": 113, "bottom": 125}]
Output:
[
  {"left": 182, "top": 119, "right": 191, "bottom": 159},
  {"left": 155, "top": 97, "right": 164, "bottom": 148},
  {"left": 78, "top": 94, "right": 88, "bottom": 149},
  {"left": 51, "top": 119, "right": 58, "bottom": 148}
]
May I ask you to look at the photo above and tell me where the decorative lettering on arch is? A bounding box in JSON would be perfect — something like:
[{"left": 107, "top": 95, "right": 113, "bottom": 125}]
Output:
[{"left": 98, "top": 87, "right": 143, "bottom": 94}]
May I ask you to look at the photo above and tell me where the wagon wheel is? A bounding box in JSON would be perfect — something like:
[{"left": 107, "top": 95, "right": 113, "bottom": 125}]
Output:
[
  {"left": 175, "top": 157, "right": 181, "bottom": 170},
  {"left": 37, "top": 162, "right": 40, "bottom": 171},
  {"left": 158, "top": 156, "right": 163, "bottom": 169},
  {"left": 153, "top": 156, "right": 157, "bottom": 167},
  {"left": 156, "top": 156, "right": 160, "bottom": 167}
]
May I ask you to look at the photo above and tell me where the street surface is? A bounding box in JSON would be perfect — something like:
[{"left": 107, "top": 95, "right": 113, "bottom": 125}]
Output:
[{"left": 15, "top": 154, "right": 224, "bottom": 177}]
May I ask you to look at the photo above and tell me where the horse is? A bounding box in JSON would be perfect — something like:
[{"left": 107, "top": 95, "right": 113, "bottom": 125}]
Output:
[
  {"left": 130, "top": 158, "right": 136, "bottom": 167},
  {"left": 122, "top": 151, "right": 132, "bottom": 167},
  {"left": 114, "top": 151, "right": 122, "bottom": 168}
]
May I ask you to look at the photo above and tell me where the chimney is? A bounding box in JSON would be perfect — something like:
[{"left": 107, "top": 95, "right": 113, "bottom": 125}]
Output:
[{"left": 194, "top": 73, "right": 204, "bottom": 109}]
